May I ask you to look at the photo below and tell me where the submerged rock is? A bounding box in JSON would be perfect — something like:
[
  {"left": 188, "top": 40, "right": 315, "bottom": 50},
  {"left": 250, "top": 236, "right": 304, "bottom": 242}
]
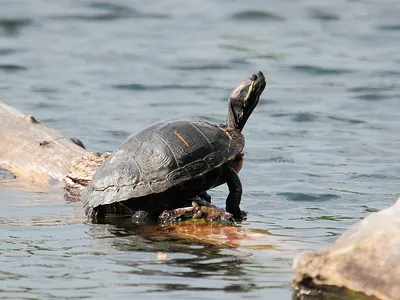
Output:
[{"left": 293, "top": 198, "right": 400, "bottom": 300}]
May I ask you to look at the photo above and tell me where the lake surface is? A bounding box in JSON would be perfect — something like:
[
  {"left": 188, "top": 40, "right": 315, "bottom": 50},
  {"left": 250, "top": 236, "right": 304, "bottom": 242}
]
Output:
[{"left": 1, "top": 0, "right": 400, "bottom": 299}]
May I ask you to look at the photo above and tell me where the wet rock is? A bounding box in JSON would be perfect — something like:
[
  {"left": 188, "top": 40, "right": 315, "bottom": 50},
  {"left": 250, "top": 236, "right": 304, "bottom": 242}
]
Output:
[{"left": 293, "top": 198, "right": 400, "bottom": 300}]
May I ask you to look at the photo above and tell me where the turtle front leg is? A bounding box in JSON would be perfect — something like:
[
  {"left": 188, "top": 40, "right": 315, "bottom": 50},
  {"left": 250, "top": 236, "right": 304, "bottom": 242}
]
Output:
[{"left": 223, "top": 166, "right": 247, "bottom": 221}]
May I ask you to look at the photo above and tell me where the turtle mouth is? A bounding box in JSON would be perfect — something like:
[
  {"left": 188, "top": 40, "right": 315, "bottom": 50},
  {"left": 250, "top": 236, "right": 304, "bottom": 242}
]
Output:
[
  {"left": 240, "top": 72, "right": 266, "bottom": 110},
  {"left": 227, "top": 71, "right": 266, "bottom": 131},
  {"left": 238, "top": 71, "right": 266, "bottom": 128}
]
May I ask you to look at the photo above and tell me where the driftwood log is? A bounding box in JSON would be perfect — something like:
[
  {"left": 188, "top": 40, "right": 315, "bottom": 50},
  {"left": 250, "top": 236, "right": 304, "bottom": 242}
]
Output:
[
  {"left": 293, "top": 198, "right": 400, "bottom": 300},
  {"left": 0, "top": 102, "right": 276, "bottom": 249},
  {"left": 0, "top": 102, "right": 87, "bottom": 185}
]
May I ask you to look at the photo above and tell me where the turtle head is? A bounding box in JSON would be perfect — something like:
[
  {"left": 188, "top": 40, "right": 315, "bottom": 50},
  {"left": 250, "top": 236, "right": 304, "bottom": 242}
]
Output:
[{"left": 226, "top": 71, "right": 266, "bottom": 131}]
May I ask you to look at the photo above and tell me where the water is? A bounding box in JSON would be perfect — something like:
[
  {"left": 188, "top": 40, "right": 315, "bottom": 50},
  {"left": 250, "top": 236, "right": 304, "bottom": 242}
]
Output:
[{"left": 1, "top": 0, "right": 400, "bottom": 298}]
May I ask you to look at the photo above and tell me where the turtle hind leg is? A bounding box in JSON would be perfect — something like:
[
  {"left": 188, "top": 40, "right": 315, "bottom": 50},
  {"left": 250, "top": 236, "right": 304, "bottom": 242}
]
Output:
[{"left": 223, "top": 166, "right": 247, "bottom": 222}]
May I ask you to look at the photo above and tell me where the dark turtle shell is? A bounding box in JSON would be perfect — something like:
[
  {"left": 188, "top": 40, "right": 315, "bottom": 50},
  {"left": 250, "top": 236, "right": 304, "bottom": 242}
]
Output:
[{"left": 81, "top": 119, "right": 244, "bottom": 218}]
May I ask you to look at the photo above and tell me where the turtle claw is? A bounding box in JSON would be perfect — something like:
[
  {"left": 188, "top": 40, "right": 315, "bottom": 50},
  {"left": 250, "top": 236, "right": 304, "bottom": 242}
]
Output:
[{"left": 232, "top": 209, "right": 247, "bottom": 222}]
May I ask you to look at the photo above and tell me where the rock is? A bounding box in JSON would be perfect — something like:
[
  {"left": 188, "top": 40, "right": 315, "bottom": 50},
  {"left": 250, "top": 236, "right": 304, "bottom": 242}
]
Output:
[{"left": 293, "top": 198, "right": 400, "bottom": 300}]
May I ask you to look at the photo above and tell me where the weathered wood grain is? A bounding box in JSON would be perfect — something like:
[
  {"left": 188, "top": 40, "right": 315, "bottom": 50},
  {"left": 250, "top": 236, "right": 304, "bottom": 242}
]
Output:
[{"left": 0, "top": 102, "right": 87, "bottom": 185}]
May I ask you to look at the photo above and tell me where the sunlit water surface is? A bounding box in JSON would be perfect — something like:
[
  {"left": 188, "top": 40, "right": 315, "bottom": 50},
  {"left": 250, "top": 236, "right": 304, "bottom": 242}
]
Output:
[{"left": 1, "top": 0, "right": 400, "bottom": 299}]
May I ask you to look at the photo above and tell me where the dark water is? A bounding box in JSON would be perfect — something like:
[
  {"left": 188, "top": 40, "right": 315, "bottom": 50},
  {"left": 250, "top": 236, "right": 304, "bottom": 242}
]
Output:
[{"left": 1, "top": 0, "right": 400, "bottom": 298}]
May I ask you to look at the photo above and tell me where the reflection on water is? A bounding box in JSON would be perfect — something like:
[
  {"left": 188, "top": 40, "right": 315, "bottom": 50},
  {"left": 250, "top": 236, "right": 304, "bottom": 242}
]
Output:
[
  {"left": 1, "top": 193, "right": 293, "bottom": 298},
  {"left": 86, "top": 223, "right": 292, "bottom": 295},
  {"left": 1, "top": 0, "right": 400, "bottom": 299}
]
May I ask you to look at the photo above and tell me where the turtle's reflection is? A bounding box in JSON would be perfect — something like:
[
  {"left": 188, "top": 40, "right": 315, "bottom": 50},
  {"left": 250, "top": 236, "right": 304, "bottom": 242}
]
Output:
[{"left": 87, "top": 222, "right": 252, "bottom": 283}]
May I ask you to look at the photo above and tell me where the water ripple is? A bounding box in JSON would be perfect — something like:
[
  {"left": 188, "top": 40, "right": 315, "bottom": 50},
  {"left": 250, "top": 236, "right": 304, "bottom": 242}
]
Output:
[
  {"left": 348, "top": 85, "right": 394, "bottom": 101},
  {"left": 354, "top": 93, "right": 390, "bottom": 101},
  {"left": 104, "top": 130, "right": 129, "bottom": 139},
  {"left": 0, "top": 64, "right": 27, "bottom": 73},
  {"left": 257, "top": 53, "right": 287, "bottom": 61},
  {"left": 304, "top": 215, "right": 352, "bottom": 222},
  {"left": 310, "top": 9, "right": 340, "bottom": 21},
  {"left": 292, "top": 65, "right": 351, "bottom": 75},
  {"left": 348, "top": 86, "right": 388, "bottom": 93},
  {"left": 0, "top": 18, "right": 33, "bottom": 36},
  {"left": 326, "top": 115, "right": 365, "bottom": 125},
  {"left": 278, "top": 192, "right": 340, "bottom": 202},
  {"left": 271, "top": 112, "right": 317, "bottom": 123},
  {"left": 33, "top": 102, "right": 61, "bottom": 109},
  {"left": 0, "top": 48, "right": 18, "bottom": 56},
  {"left": 349, "top": 173, "right": 393, "bottom": 180},
  {"left": 172, "top": 63, "right": 232, "bottom": 71},
  {"left": 230, "top": 11, "right": 284, "bottom": 21},
  {"left": 87, "top": 0, "right": 167, "bottom": 19},
  {"left": 50, "top": 2, "right": 169, "bottom": 22},
  {"left": 378, "top": 24, "right": 400, "bottom": 31},
  {"left": 113, "top": 83, "right": 219, "bottom": 91},
  {"left": 264, "top": 156, "right": 294, "bottom": 163},
  {"left": 378, "top": 70, "right": 400, "bottom": 77},
  {"left": 31, "top": 86, "right": 58, "bottom": 95}
]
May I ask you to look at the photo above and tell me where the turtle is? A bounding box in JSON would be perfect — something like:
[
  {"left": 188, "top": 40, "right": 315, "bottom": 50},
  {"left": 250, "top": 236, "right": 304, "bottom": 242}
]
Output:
[{"left": 81, "top": 71, "right": 266, "bottom": 224}]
